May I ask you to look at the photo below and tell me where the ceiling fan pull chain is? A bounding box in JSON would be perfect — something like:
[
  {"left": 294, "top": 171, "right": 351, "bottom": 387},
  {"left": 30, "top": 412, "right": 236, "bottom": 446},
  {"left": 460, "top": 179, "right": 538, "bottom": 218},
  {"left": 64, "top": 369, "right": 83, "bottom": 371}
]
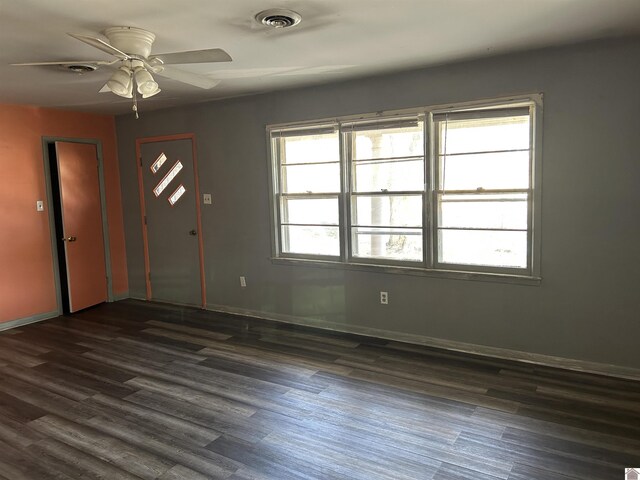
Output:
[{"left": 132, "top": 89, "right": 139, "bottom": 119}]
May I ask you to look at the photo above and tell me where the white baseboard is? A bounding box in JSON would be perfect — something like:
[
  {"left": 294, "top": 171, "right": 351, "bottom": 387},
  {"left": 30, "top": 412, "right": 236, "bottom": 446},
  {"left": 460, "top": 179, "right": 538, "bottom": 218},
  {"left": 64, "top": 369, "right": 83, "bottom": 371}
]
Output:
[
  {"left": 206, "top": 303, "right": 640, "bottom": 382},
  {"left": 0, "top": 310, "right": 59, "bottom": 332}
]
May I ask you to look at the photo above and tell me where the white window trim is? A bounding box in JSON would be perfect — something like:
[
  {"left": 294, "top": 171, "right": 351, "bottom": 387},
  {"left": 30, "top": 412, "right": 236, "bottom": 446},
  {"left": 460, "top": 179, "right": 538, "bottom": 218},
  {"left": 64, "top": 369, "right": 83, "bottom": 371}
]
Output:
[{"left": 266, "top": 94, "right": 543, "bottom": 285}]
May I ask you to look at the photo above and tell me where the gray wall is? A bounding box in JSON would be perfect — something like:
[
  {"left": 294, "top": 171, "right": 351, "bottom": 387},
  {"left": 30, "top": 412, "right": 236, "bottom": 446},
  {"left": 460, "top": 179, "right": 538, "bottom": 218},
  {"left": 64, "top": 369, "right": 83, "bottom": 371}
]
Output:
[{"left": 116, "top": 37, "right": 640, "bottom": 369}]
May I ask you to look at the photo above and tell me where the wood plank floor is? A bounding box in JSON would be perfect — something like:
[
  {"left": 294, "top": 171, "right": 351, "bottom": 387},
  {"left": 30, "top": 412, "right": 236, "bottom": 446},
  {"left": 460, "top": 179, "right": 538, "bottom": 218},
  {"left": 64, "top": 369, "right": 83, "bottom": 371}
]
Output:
[{"left": 0, "top": 299, "right": 638, "bottom": 479}]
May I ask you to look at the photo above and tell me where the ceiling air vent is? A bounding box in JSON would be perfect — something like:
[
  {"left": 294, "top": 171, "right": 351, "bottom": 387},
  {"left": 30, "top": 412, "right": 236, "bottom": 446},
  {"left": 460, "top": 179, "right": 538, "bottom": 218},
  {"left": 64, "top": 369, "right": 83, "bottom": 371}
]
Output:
[
  {"left": 64, "top": 64, "right": 97, "bottom": 73},
  {"left": 255, "top": 9, "right": 302, "bottom": 28}
]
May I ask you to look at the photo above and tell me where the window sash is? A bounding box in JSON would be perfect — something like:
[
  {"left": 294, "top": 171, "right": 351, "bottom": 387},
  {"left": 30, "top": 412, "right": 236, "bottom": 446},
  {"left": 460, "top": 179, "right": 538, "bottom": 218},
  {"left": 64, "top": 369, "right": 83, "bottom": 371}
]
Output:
[
  {"left": 279, "top": 193, "right": 340, "bottom": 226},
  {"left": 344, "top": 119, "right": 426, "bottom": 265},
  {"left": 432, "top": 108, "right": 534, "bottom": 274},
  {"left": 272, "top": 129, "right": 343, "bottom": 259}
]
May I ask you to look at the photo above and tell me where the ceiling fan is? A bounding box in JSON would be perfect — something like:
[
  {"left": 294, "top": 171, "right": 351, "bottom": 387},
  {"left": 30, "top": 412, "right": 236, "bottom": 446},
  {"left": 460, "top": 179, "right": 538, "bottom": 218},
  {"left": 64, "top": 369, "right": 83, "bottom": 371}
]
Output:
[{"left": 12, "top": 26, "right": 231, "bottom": 103}]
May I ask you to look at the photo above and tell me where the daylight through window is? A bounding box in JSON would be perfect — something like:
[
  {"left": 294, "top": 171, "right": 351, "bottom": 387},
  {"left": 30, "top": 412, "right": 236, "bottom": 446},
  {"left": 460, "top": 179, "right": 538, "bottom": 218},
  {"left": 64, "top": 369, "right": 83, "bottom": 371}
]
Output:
[{"left": 269, "top": 97, "right": 540, "bottom": 278}]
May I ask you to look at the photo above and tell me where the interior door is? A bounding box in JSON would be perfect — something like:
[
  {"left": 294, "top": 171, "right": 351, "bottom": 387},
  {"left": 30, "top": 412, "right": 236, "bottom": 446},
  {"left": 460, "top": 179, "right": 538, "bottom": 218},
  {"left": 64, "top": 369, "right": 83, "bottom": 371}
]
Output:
[
  {"left": 55, "top": 142, "right": 108, "bottom": 312},
  {"left": 140, "top": 138, "right": 203, "bottom": 306}
]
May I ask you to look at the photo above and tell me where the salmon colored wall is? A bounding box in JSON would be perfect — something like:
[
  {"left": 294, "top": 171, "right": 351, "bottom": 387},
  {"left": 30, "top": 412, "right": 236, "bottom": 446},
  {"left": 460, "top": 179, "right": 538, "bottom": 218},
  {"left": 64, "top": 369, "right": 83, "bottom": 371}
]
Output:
[{"left": 0, "top": 104, "right": 128, "bottom": 323}]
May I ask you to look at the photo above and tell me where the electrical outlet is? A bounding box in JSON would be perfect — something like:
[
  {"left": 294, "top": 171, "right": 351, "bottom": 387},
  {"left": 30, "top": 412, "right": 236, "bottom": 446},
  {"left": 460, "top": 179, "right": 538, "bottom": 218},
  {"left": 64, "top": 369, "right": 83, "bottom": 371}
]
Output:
[
  {"left": 203, "top": 193, "right": 212, "bottom": 205},
  {"left": 240, "top": 276, "right": 247, "bottom": 287},
  {"left": 380, "top": 291, "right": 388, "bottom": 304}
]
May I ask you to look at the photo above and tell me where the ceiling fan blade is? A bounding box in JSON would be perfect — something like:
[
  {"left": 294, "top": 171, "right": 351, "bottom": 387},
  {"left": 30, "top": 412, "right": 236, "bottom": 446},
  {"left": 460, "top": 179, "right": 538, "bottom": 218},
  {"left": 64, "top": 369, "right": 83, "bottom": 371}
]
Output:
[
  {"left": 154, "top": 66, "right": 220, "bottom": 89},
  {"left": 150, "top": 48, "right": 232, "bottom": 65},
  {"left": 99, "top": 84, "right": 111, "bottom": 93},
  {"left": 68, "top": 33, "right": 130, "bottom": 59},
  {"left": 12, "top": 60, "right": 115, "bottom": 66}
]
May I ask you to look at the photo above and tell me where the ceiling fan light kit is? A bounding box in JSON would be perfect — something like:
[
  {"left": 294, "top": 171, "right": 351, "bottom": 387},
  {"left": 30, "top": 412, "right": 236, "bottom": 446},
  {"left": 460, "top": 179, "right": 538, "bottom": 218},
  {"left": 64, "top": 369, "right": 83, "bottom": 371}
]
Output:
[
  {"left": 133, "top": 64, "right": 159, "bottom": 96},
  {"left": 11, "top": 25, "right": 233, "bottom": 116},
  {"left": 107, "top": 66, "right": 133, "bottom": 97}
]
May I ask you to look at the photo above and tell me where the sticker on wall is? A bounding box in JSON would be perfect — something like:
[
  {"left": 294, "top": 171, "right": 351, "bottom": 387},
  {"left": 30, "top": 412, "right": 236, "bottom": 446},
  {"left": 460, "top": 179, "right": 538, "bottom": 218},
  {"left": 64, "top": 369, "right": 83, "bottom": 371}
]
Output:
[
  {"left": 150, "top": 152, "right": 167, "bottom": 174},
  {"left": 168, "top": 184, "right": 186, "bottom": 206},
  {"left": 153, "top": 161, "right": 183, "bottom": 197}
]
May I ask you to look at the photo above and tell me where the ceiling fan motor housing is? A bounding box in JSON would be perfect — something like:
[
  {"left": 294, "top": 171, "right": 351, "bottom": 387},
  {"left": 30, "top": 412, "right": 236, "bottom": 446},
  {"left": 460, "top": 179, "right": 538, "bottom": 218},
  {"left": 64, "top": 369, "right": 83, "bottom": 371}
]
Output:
[{"left": 104, "top": 27, "right": 156, "bottom": 58}]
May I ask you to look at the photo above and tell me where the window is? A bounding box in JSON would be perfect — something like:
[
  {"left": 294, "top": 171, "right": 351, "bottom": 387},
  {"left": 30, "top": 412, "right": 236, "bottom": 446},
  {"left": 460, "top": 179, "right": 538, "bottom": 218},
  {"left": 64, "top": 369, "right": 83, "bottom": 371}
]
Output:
[
  {"left": 268, "top": 96, "right": 541, "bottom": 280},
  {"left": 272, "top": 126, "right": 341, "bottom": 257},
  {"left": 434, "top": 109, "right": 532, "bottom": 271},
  {"left": 347, "top": 119, "right": 425, "bottom": 262}
]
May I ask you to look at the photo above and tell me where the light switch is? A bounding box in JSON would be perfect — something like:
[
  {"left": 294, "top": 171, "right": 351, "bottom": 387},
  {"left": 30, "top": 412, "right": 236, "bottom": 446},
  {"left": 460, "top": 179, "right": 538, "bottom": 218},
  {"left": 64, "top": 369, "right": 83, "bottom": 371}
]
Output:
[
  {"left": 203, "top": 193, "right": 212, "bottom": 205},
  {"left": 36, "top": 200, "right": 44, "bottom": 212}
]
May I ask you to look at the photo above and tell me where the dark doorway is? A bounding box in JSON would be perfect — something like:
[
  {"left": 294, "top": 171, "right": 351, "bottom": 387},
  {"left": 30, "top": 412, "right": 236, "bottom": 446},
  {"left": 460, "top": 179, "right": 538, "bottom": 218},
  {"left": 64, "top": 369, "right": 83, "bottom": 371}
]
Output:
[{"left": 47, "top": 142, "right": 71, "bottom": 314}]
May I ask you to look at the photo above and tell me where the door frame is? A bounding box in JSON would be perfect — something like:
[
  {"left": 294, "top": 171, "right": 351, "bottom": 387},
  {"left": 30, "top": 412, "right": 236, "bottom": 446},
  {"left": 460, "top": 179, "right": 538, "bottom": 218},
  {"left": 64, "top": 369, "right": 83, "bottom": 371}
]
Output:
[
  {"left": 135, "top": 133, "right": 207, "bottom": 308},
  {"left": 42, "top": 137, "right": 114, "bottom": 314}
]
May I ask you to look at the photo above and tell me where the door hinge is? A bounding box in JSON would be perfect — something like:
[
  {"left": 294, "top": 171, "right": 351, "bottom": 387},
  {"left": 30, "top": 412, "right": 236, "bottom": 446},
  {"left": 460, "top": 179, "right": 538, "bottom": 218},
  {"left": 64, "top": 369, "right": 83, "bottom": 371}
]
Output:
[
  {"left": 139, "top": 157, "right": 143, "bottom": 167},
  {"left": 144, "top": 215, "right": 147, "bottom": 225},
  {"left": 148, "top": 272, "right": 151, "bottom": 280}
]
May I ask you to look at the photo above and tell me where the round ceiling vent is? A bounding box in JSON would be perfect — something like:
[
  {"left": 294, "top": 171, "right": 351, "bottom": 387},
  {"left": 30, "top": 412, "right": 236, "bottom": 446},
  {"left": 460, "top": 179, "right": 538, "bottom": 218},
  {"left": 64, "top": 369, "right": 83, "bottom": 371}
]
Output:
[
  {"left": 255, "top": 9, "right": 302, "bottom": 28},
  {"left": 64, "top": 64, "right": 98, "bottom": 73}
]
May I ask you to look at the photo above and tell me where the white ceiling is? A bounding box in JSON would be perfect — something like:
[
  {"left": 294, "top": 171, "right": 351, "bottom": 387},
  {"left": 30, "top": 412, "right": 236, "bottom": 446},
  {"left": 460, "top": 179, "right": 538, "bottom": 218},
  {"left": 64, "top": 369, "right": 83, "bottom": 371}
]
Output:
[{"left": 1, "top": 0, "right": 639, "bottom": 115}]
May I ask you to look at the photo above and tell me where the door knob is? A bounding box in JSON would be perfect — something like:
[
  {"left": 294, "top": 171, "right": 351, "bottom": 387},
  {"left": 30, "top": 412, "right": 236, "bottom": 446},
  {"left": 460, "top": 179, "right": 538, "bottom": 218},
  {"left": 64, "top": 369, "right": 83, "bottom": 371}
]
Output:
[
  {"left": 62, "top": 236, "right": 77, "bottom": 242},
  {"left": 189, "top": 230, "right": 197, "bottom": 236}
]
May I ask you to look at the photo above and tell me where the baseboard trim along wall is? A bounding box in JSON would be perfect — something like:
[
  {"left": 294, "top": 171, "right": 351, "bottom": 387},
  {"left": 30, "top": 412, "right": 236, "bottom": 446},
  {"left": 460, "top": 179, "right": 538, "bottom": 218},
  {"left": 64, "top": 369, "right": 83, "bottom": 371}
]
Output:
[
  {"left": 1, "top": 295, "right": 130, "bottom": 332},
  {"left": 0, "top": 310, "right": 59, "bottom": 332},
  {"left": 207, "top": 303, "right": 640, "bottom": 382}
]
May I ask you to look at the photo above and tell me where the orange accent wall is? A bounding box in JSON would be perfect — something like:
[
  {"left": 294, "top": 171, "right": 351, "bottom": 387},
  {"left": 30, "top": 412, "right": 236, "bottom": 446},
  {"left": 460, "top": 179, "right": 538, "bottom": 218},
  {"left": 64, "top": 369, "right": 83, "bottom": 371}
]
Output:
[{"left": 0, "top": 104, "right": 128, "bottom": 323}]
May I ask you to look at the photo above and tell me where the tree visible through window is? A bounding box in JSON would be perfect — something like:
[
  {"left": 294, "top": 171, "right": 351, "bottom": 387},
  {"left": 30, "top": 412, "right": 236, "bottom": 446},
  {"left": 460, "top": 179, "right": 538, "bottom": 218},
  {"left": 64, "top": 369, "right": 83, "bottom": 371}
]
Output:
[{"left": 348, "top": 120, "right": 424, "bottom": 261}]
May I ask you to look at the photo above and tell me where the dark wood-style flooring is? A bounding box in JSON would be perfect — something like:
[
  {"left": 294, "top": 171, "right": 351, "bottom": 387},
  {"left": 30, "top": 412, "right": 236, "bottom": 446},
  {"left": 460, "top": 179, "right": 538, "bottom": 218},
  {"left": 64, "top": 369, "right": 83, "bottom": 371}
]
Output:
[{"left": 0, "top": 299, "right": 638, "bottom": 479}]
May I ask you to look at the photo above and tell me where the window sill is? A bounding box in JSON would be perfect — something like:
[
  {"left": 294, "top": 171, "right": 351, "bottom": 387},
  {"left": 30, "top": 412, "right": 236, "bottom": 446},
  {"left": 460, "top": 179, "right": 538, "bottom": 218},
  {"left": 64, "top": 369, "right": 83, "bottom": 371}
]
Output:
[{"left": 270, "top": 256, "right": 541, "bottom": 286}]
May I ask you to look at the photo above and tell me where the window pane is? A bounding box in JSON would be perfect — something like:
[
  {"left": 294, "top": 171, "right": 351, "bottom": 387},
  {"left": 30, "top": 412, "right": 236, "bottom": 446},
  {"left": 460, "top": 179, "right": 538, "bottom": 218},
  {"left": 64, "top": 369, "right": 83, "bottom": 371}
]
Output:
[
  {"left": 353, "top": 124, "right": 423, "bottom": 160},
  {"left": 282, "top": 163, "right": 340, "bottom": 193},
  {"left": 439, "top": 193, "right": 528, "bottom": 229},
  {"left": 439, "top": 151, "right": 530, "bottom": 190},
  {"left": 438, "top": 229, "right": 527, "bottom": 268},
  {"left": 438, "top": 115, "right": 530, "bottom": 155},
  {"left": 282, "top": 197, "right": 339, "bottom": 225},
  {"left": 352, "top": 195, "right": 422, "bottom": 227},
  {"left": 282, "top": 133, "right": 339, "bottom": 164},
  {"left": 282, "top": 225, "right": 339, "bottom": 256},
  {"left": 353, "top": 159, "right": 424, "bottom": 192},
  {"left": 352, "top": 227, "right": 422, "bottom": 261}
]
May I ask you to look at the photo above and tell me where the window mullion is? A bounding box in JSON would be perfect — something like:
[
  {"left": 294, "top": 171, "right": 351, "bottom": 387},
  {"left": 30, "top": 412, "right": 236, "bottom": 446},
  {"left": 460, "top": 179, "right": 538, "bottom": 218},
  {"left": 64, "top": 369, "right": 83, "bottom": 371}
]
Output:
[
  {"left": 342, "top": 126, "right": 352, "bottom": 263},
  {"left": 425, "top": 111, "right": 435, "bottom": 269}
]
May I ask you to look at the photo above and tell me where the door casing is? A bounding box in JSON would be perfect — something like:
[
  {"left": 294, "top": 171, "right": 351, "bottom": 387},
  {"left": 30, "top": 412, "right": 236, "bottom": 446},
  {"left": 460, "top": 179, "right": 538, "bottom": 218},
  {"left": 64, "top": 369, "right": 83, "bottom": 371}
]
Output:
[
  {"left": 42, "top": 137, "right": 113, "bottom": 314},
  {"left": 135, "top": 133, "right": 207, "bottom": 308}
]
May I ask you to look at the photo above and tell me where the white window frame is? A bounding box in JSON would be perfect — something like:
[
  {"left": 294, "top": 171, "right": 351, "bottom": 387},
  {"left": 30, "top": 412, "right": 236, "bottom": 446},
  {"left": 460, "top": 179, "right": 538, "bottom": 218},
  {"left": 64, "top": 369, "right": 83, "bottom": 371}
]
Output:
[
  {"left": 267, "top": 94, "right": 543, "bottom": 283},
  {"left": 344, "top": 116, "right": 426, "bottom": 267},
  {"left": 270, "top": 124, "right": 343, "bottom": 262}
]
